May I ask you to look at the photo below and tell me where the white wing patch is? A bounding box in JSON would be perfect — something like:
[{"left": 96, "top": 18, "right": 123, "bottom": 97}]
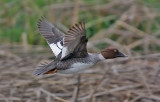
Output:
[
  {"left": 61, "top": 47, "right": 68, "bottom": 59},
  {"left": 49, "top": 41, "right": 63, "bottom": 57}
]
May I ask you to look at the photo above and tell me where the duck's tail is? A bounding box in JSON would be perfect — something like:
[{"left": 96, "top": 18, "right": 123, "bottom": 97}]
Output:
[{"left": 33, "top": 61, "right": 57, "bottom": 76}]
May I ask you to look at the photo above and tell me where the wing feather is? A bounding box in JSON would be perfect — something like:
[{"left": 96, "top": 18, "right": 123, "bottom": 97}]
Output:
[
  {"left": 61, "top": 22, "right": 88, "bottom": 60},
  {"left": 37, "top": 17, "right": 64, "bottom": 57}
]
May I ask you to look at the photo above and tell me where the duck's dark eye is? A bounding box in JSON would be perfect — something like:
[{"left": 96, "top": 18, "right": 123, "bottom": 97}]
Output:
[{"left": 85, "top": 39, "right": 88, "bottom": 42}]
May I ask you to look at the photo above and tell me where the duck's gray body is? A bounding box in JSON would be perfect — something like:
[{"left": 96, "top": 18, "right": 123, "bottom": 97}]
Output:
[
  {"left": 58, "top": 54, "right": 102, "bottom": 74},
  {"left": 34, "top": 53, "right": 104, "bottom": 75}
]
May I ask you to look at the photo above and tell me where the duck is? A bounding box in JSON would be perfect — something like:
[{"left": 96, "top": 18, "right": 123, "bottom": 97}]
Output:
[{"left": 33, "top": 18, "right": 126, "bottom": 75}]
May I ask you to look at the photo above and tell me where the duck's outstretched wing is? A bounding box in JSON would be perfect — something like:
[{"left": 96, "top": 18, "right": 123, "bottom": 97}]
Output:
[
  {"left": 61, "top": 22, "right": 88, "bottom": 60},
  {"left": 37, "top": 18, "right": 64, "bottom": 57}
]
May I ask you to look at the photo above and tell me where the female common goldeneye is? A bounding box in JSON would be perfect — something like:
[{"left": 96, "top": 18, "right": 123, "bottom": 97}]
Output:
[{"left": 33, "top": 18, "right": 126, "bottom": 75}]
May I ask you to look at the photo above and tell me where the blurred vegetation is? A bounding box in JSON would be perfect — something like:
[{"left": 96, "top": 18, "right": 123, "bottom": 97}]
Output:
[{"left": 0, "top": 0, "right": 160, "bottom": 52}]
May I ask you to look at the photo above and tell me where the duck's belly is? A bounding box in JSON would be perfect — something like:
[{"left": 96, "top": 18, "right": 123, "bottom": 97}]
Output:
[{"left": 58, "top": 62, "right": 94, "bottom": 74}]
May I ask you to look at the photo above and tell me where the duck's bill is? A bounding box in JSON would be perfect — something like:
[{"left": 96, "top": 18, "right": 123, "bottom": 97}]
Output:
[{"left": 117, "top": 52, "right": 127, "bottom": 57}]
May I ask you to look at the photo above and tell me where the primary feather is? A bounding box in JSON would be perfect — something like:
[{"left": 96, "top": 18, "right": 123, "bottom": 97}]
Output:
[{"left": 37, "top": 18, "right": 64, "bottom": 57}]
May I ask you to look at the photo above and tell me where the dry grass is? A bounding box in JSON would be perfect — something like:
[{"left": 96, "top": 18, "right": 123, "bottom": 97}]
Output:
[{"left": 0, "top": 45, "right": 160, "bottom": 102}]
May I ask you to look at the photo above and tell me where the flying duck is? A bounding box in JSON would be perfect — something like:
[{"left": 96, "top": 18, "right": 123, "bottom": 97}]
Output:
[{"left": 33, "top": 18, "right": 126, "bottom": 75}]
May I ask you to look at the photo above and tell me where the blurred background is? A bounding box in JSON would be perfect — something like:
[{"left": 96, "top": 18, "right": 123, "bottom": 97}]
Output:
[{"left": 1, "top": 0, "right": 160, "bottom": 102}]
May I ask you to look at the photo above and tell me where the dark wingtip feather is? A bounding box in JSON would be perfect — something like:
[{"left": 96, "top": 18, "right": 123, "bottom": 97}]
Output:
[
  {"left": 75, "top": 24, "right": 79, "bottom": 27},
  {"left": 79, "top": 22, "right": 85, "bottom": 29},
  {"left": 33, "top": 69, "right": 42, "bottom": 76},
  {"left": 68, "top": 22, "right": 84, "bottom": 33},
  {"left": 33, "top": 62, "right": 49, "bottom": 76},
  {"left": 37, "top": 16, "right": 46, "bottom": 28},
  {"left": 33, "top": 67, "right": 46, "bottom": 76}
]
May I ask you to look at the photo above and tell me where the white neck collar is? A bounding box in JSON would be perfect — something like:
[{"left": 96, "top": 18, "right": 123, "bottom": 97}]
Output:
[{"left": 98, "top": 53, "right": 105, "bottom": 60}]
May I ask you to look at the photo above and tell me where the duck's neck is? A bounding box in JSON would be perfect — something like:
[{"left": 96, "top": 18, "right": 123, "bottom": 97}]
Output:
[
  {"left": 98, "top": 53, "right": 105, "bottom": 61},
  {"left": 88, "top": 53, "right": 105, "bottom": 64}
]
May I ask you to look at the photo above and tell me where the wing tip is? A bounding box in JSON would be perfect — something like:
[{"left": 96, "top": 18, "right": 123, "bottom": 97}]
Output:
[
  {"left": 37, "top": 16, "right": 47, "bottom": 28},
  {"left": 75, "top": 22, "right": 85, "bottom": 27},
  {"left": 67, "top": 22, "right": 86, "bottom": 33}
]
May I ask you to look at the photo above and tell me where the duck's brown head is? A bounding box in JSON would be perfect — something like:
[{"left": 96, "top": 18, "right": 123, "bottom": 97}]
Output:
[{"left": 101, "top": 47, "right": 126, "bottom": 59}]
